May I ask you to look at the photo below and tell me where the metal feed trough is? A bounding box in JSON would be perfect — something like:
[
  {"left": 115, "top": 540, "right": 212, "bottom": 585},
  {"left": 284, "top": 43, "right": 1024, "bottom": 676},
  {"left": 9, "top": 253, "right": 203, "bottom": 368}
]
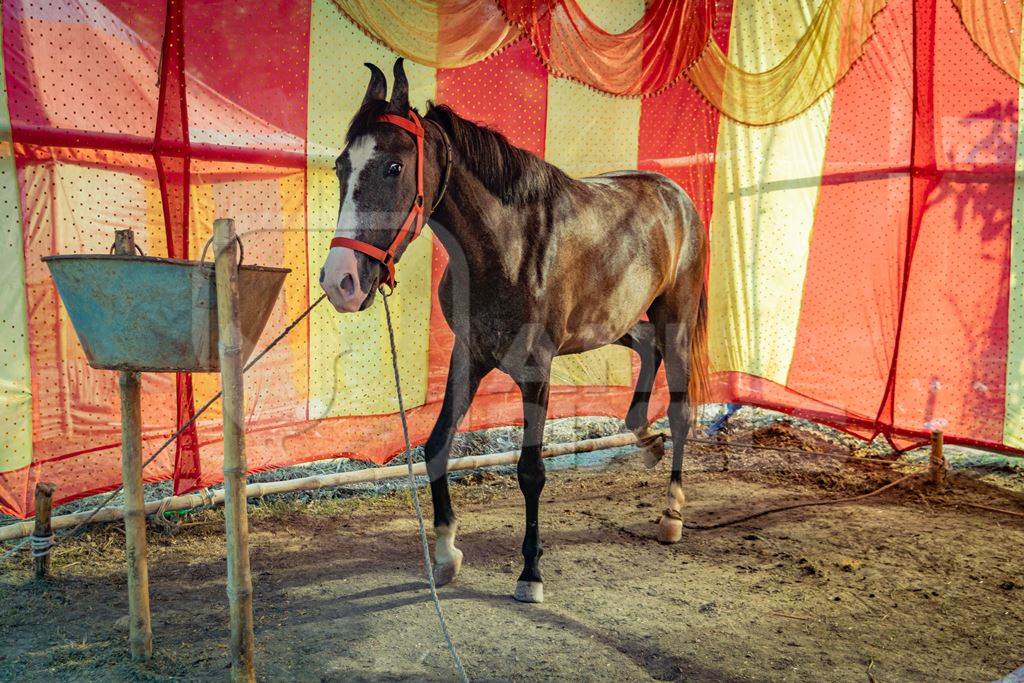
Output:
[
  {"left": 43, "top": 254, "right": 287, "bottom": 372},
  {"left": 42, "top": 222, "right": 280, "bottom": 681}
]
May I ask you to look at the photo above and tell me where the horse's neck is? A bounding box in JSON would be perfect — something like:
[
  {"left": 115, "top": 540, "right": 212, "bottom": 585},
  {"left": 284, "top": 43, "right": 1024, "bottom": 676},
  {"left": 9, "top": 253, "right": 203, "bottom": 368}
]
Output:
[{"left": 428, "top": 164, "right": 524, "bottom": 275}]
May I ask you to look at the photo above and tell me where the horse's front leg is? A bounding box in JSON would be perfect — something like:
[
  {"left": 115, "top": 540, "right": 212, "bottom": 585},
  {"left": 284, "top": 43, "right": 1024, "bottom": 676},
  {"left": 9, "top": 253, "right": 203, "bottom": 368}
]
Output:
[
  {"left": 427, "top": 340, "right": 487, "bottom": 585},
  {"left": 513, "top": 360, "right": 552, "bottom": 603}
]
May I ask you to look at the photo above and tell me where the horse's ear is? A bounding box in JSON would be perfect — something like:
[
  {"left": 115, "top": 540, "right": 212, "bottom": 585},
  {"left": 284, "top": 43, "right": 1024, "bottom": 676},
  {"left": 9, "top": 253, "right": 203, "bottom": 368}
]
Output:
[
  {"left": 388, "top": 57, "right": 409, "bottom": 113},
  {"left": 362, "top": 63, "right": 387, "bottom": 104}
]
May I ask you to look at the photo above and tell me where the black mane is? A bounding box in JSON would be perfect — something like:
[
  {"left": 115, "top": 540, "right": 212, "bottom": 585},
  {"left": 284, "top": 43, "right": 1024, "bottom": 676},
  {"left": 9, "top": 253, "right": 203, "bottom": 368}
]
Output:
[
  {"left": 426, "top": 103, "right": 573, "bottom": 206},
  {"left": 344, "top": 100, "right": 573, "bottom": 206}
]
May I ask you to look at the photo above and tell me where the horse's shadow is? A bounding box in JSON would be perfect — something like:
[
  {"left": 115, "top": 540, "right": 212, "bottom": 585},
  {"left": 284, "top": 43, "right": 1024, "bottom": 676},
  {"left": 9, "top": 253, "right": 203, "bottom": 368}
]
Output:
[{"left": 10, "top": 517, "right": 754, "bottom": 680}]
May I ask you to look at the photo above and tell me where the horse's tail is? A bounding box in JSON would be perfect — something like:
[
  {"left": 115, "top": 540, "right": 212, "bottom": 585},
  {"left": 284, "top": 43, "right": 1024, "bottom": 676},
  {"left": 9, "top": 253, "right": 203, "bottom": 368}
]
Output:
[{"left": 688, "top": 279, "right": 710, "bottom": 433}]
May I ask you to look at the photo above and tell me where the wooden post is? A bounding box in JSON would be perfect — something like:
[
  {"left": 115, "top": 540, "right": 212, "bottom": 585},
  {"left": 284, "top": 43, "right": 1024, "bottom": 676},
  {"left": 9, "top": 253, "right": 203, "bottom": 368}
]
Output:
[
  {"left": 929, "top": 430, "right": 946, "bottom": 486},
  {"left": 214, "top": 218, "right": 256, "bottom": 682},
  {"left": 112, "top": 229, "right": 136, "bottom": 257},
  {"left": 114, "top": 229, "right": 153, "bottom": 661},
  {"left": 119, "top": 371, "right": 153, "bottom": 660},
  {"left": 32, "top": 482, "right": 56, "bottom": 579}
]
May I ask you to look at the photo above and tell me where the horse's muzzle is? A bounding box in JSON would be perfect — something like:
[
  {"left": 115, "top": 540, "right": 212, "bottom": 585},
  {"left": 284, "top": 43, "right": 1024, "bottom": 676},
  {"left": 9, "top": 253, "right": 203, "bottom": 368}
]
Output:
[{"left": 321, "top": 245, "right": 369, "bottom": 313}]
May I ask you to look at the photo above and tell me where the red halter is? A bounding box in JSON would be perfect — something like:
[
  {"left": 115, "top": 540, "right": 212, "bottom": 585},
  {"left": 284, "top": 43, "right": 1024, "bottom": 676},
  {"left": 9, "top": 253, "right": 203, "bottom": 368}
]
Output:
[{"left": 329, "top": 109, "right": 427, "bottom": 291}]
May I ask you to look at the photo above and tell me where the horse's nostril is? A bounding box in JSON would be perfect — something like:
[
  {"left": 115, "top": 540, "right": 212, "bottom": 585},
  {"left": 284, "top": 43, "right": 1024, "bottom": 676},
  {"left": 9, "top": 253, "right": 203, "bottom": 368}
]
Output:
[
  {"left": 339, "top": 273, "right": 356, "bottom": 298},
  {"left": 319, "top": 267, "right": 325, "bottom": 284}
]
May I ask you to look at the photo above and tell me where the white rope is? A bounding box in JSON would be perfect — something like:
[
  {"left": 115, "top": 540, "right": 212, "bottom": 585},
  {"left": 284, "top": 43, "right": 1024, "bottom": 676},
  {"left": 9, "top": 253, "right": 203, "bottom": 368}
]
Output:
[
  {"left": 382, "top": 291, "right": 469, "bottom": 683},
  {"left": 1, "top": 533, "right": 55, "bottom": 562},
  {"left": 200, "top": 487, "right": 214, "bottom": 508},
  {"left": 29, "top": 533, "right": 55, "bottom": 558},
  {"left": 1, "top": 537, "right": 30, "bottom": 561},
  {"left": 152, "top": 496, "right": 181, "bottom": 534}
]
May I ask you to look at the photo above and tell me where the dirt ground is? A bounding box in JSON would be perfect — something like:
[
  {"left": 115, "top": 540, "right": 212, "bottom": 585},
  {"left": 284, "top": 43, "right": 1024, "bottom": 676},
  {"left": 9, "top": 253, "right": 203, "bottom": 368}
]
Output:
[{"left": 2, "top": 429, "right": 1023, "bottom": 682}]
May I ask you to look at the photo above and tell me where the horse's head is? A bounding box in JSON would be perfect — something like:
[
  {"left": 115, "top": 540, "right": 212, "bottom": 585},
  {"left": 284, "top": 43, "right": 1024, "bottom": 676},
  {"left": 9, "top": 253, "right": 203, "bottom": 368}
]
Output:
[{"left": 321, "top": 58, "right": 438, "bottom": 313}]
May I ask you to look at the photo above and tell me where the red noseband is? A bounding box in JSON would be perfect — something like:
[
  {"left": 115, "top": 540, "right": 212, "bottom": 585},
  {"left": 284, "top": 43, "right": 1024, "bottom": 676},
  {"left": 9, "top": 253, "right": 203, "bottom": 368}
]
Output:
[{"left": 330, "top": 109, "right": 427, "bottom": 291}]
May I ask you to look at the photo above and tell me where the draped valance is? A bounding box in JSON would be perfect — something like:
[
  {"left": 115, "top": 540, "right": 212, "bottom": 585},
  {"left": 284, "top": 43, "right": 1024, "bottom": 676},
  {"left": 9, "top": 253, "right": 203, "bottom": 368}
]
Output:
[{"left": 332, "top": 0, "right": 887, "bottom": 124}]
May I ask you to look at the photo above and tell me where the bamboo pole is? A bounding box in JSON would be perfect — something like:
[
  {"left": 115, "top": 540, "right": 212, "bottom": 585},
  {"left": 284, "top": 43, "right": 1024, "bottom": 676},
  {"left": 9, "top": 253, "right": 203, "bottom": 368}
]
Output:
[
  {"left": 115, "top": 229, "right": 153, "bottom": 661},
  {"left": 929, "top": 430, "right": 946, "bottom": 486},
  {"left": 0, "top": 432, "right": 642, "bottom": 542},
  {"left": 31, "top": 482, "right": 56, "bottom": 579},
  {"left": 214, "top": 218, "right": 256, "bottom": 683}
]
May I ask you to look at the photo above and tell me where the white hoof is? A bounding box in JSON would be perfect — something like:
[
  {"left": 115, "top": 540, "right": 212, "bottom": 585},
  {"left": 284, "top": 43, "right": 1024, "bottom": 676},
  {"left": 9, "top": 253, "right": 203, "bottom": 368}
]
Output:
[
  {"left": 657, "top": 513, "right": 683, "bottom": 544},
  {"left": 513, "top": 581, "right": 544, "bottom": 603},
  {"left": 432, "top": 547, "right": 463, "bottom": 586}
]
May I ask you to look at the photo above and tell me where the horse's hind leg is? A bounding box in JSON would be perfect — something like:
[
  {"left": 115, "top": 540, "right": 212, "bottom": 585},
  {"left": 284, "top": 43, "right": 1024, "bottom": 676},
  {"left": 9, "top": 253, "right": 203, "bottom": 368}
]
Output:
[
  {"left": 426, "top": 340, "right": 488, "bottom": 585},
  {"left": 648, "top": 290, "right": 704, "bottom": 544},
  {"left": 615, "top": 323, "right": 664, "bottom": 467}
]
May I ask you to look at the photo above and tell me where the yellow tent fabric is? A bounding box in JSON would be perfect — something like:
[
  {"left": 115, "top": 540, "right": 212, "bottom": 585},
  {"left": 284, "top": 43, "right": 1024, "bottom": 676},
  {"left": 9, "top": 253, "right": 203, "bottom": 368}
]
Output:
[
  {"left": 307, "top": 0, "right": 435, "bottom": 417},
  {"left": 0, "top": 44, "right": 31, "bottom": 473},
  {"left": 708, "top": 0, "right": 838, "bottom": 384}
]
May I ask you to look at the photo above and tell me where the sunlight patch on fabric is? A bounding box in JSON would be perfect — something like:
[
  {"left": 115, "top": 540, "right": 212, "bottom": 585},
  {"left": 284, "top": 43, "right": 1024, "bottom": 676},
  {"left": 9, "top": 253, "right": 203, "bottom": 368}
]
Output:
[
  {"left": 708, "top": 0, "right": 837, "bottom": 387},
  {"left": 545, "top": 74, "right": 640, "bottom": 387},
  {"left": 1002, "top": 20, "right": 1024, "bottom": 448},
  {"left": 0, "top": 42, "right": 30, "bottom": 471}
]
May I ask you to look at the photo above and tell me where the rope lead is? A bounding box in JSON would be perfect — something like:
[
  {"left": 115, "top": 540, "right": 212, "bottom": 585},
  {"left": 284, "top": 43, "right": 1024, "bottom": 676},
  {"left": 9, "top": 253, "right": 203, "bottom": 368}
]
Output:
[{"left": 382, "top": 290, "right": 469, "bottom": 683}]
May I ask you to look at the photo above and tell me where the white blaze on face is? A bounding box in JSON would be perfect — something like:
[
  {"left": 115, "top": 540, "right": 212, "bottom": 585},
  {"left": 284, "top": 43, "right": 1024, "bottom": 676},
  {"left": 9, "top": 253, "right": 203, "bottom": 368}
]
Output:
[
  {"left": 322, "top": 136, "right": 379, "bottom": 313},
  {"left": 335, "top": 136, "right": 377, "bottom": 238}
]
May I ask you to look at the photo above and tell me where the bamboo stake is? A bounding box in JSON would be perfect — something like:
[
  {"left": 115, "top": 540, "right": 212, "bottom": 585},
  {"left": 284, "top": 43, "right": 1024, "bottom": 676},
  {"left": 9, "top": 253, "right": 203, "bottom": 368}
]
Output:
[
  {"left": 929, "top": 430, "right": 946, "bottom": 486},
  {"left": 115, "top": 229, "right": 152, "bottom": 661},
  {"left": 31, "top": 482, "right": 56, "bottom": 579},
  {"left": 0, "top": 432, "right": 641, "bottom": 542},
  {"left": 214, "top": 218, "right": 255, "bottom": 683}
]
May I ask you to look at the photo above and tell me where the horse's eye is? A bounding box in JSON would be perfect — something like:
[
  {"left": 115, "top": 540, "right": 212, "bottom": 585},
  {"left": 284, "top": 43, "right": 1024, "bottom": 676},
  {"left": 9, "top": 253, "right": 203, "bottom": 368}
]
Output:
[{"left": 385, "top": 162, "right": 402, "bottom": 177}]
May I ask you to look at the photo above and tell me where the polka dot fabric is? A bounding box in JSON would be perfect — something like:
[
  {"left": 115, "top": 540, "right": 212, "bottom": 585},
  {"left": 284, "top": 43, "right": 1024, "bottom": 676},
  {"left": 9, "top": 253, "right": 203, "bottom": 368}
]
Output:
[{"left": 2, "top": 0, "right": 1024, "bottom": 516}]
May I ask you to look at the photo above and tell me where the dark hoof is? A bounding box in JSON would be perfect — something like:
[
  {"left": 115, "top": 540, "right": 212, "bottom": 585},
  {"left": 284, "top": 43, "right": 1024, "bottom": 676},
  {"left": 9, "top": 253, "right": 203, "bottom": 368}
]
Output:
[{"left": 513, "top": 581, "right": 544, "bottom": 603}]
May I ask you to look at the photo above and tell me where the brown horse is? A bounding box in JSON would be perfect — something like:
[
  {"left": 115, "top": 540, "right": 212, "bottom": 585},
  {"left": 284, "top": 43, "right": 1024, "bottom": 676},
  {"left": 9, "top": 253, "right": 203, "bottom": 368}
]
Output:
[{"left": 320, "top": 59, "right": 708, "bottom": 603}]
